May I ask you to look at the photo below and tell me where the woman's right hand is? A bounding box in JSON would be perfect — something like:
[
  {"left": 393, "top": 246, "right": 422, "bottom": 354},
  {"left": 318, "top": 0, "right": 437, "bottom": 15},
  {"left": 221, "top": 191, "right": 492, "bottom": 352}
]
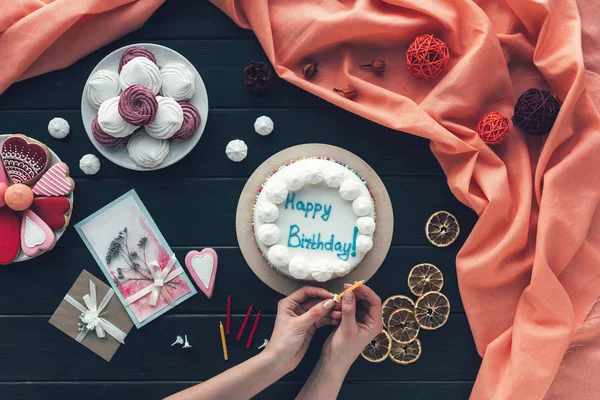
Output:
[{"left": 320, "top": 284, "right": 383, "bottom": 370}]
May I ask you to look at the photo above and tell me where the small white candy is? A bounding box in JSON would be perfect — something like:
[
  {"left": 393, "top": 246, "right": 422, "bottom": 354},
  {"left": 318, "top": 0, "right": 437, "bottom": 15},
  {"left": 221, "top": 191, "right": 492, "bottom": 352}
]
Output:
[
  {"left": 323, "top": 168, "right": 345, "bottom": 188},
  {"left": 254, "top": 116, "right": 274, "bottom": 136},
  {"left": 352, "top": 196, "right": 373, "bottom": 216},
  {"left": 288, "top": 257, "right": 311, "bottom": 280},
  {"left": 357, "top": 217, "right": 376, "bottom": 235},
  {"left": 285, "top": 170, "right": 305, "bottom": 192},
  {"left": 268, "top": 245, "right": 290, "bottom": 268},
  {"left": 79, "top": 154, "right": 101, "bottom": 175},
  {"left": 331, "top": 260, "right": 351, "bottom": 277},
  {"left": 305, "top": 165, "right": 323, "bottom": 184},
  {"left": 226, "top": 139, "right": 248, "bottom": 162},
  {"left": 339, "top": 180, "right": 361, "bottom": 201},
  {"left": 265, "top": 181, "right": 288, "bottom": 204},
  {"left": 257, "top": 202, "right": 279, "bottom": 223},
  {"left": 311, "top": 261, "right": 334, "bottom": 282},
  {"left": 257, "top": 224, "right": 280, "bottom": 246},
  {"left": 48, "top": 117, "right": 70, "bottom": 139},
  {"left": 356, "top": 235, "right": 373, "bottom": 253}
]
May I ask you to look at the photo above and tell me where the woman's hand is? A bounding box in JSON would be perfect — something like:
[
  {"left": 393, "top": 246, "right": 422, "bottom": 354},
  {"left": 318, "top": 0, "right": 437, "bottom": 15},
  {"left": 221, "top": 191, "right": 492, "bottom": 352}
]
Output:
[
  {"left": 263, "top": 286, "right": 341, "bottom": 373},
  {"left": 321, "top": 284, "right": 383, "bottom": 370}
]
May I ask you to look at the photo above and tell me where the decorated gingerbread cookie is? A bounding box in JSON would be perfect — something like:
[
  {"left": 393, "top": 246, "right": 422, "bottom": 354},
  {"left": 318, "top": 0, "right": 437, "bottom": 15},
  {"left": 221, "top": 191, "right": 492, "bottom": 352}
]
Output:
[
  {"left": 32, "top": 162, "right": 75, "bottom": 197},
  {"left": 20, "top": 209, "right": 56, "bottom": 257},
  {"left": 1, "top": 135, "right": 50, "bottom": 185},
  {"left": 0, "top": 207, "right": 20, "bottom": 264},
  {"left": 30, "top": 197, "right": 72, "bottom": 231},
  {"left": 185, "top": 248, "right": 218, "bottom": 299}
]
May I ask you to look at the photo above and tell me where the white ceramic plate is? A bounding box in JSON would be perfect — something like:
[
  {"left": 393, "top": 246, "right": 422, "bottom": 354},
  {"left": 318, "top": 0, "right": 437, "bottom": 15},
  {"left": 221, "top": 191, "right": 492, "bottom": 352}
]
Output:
[
  {"left": 0, "top": 134, "right": 74, "bottom": 262},
  {"left": 81, "top": 43, "right": 209, "bottom": 171}
]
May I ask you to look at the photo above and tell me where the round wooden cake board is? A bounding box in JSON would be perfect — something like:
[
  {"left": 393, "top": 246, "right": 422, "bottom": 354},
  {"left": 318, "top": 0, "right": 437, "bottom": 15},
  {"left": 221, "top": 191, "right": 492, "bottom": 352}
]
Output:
[{"left": 236, "top": 144, "right": 394, "bottom": 296}]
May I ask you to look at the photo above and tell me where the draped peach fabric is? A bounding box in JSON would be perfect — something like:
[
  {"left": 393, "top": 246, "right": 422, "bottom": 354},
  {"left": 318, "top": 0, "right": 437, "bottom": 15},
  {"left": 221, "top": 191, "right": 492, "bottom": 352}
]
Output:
[
  {"left": 209, "top": 0, "right": 600, "bottom": 398},
  {"left": 0, "top": 0, "right": 165, "bottom": 95}
]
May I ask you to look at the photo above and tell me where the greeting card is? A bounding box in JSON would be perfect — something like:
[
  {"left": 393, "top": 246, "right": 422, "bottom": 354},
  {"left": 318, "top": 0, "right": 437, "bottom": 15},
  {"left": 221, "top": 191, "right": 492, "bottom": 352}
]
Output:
[{"left": 75, "top": 190, "right": 196, "bottom": 328}]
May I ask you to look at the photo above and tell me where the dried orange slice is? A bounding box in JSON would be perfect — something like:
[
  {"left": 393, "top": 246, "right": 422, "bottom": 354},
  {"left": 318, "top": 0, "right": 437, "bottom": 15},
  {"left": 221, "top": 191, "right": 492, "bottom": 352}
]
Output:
[
  {"left": 389, "top": 338, "right": 422, "bottom": 365},
  {"left": 361, "top": 330, "right": 392, "bottom": 363},
  {"left": 408, "top": 263, "right": 444, "bottom": 296},
  {"left": 382, "top": 295, "right": 415, "bottom": 329},
  {"left": 414, "top": 291, "right": 450, "bottom": 330},
  {"left": 425, "top": 211, "right": 460, "bottom": 247},
  {"left": 387, "top": 308, "right": 420, "bottom": 344}
]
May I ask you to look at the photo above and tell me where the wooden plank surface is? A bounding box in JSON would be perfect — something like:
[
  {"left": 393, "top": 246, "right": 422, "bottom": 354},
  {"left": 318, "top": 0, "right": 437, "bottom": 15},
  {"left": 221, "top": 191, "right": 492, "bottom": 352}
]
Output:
[{"left": 0, "top": 1, "right": 480, "bottom": 398}]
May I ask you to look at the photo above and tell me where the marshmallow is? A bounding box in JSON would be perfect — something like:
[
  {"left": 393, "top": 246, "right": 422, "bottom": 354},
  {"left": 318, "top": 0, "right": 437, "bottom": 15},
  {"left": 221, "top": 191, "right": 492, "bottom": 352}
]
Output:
[
  {"left": 225, "top": 139, "right": 248, "bottom": 162},
  {"left": 254, "top": 116, "right": 274, "bottom": 136},
  {"left": 48, "top": 117, "right": 70, "bottom": 139},
  {"left": 79, "top": 154, "right": 101, "bottom": 175}
]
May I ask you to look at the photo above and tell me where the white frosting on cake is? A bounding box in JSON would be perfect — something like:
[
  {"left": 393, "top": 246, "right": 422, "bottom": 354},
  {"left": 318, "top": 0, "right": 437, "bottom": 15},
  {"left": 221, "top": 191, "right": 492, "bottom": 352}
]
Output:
[
  {"left": 119, "top": 57, "right": 161, "bottom": 94},
  {"left": 285, "top": 170, "right": 305, "bottom": 192},
  {"left": 323, "top": 168, "right": 344, "bottom": 188},
  {"left": 253, "top": 158, "right": 375, "bottom": 282},
  {"left": 352, "top": 196, "right": 373, "bottom": 216},
  {"left": 160, "top": 63, "right": 196, "bottom": 101},
  {"left": 86, "top": 70, "right": 121, "bottom": 108},
  {"left": 257, "top": 224, "right": 280, "bottom": 246}
]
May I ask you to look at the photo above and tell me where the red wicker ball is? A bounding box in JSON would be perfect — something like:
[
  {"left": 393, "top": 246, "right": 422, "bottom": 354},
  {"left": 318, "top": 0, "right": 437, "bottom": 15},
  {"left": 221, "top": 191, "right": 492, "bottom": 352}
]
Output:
[
  {"left": 477, "top": 111, "right": 510, "bottom": 145},
  {"left": 406, "top": 34, "right": 450, "bottom": 81}
]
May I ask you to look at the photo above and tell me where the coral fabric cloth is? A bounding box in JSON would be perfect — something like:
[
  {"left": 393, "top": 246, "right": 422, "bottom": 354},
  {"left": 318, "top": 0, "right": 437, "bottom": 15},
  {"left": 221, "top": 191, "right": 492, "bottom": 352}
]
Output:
[
  {"left": 0, "top": 0, "right": 165, "bottom": 95},
  {"left": 210, "top": 0, "right": 600, "bottom": 398}
]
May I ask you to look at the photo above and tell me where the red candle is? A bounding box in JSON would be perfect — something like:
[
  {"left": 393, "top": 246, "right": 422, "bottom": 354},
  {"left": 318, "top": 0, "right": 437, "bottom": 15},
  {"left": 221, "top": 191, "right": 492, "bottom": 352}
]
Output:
[
  {"left": 245, "top": 310, "right": 261, "bottom": 349},
  {"left": 226, "top": 295, "right": 231, "bottom": 335},
  {"left": 236, "top": 304, "right": 253, "bottom": 341}
]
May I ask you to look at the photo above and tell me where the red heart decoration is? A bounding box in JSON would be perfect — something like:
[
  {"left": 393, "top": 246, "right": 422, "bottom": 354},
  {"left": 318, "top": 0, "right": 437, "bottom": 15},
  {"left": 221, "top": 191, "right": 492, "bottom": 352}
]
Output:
[
  {"left": 1, "top": 135, "right": 49, "bottom": 185},
  {"left": 30, "top": 197, "right": 72, "bottom": 231},
  {"left": 0, "top": 207, "right": 20, "bottom": 264}
]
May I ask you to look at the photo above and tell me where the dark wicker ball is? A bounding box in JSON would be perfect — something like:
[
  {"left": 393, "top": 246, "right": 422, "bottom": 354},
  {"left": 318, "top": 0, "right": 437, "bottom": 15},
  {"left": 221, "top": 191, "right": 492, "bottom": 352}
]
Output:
[
  {"left": 512, "top": 88, "right": 561, "bottom": 136},
  {"left": 243, "top": 61, "right": 273, "bottom": 94}
]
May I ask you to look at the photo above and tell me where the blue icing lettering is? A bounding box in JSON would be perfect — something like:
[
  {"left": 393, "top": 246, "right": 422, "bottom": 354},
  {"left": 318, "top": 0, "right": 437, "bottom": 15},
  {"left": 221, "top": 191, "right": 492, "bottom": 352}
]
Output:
[
  {"left": 285, "top": 193, "right": 295, "bottom": 210},
  {"left": 322, "top": 204, "right": 332, "bottom": 221},
  {"left": 286, "top": 224, "right": 356, "bottom": 261},
  {"left": 283, "top": 193, "right": 332, "bottom": 221},
  {"left": 288, "top": 224, "right": 301, "bottom": 247}
]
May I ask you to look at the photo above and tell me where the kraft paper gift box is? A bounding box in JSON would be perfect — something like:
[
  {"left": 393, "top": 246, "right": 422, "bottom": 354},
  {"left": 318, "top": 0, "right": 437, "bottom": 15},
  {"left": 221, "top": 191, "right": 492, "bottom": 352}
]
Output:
[{"left": 49, "top": 269, "right": 134, "bottom": 362}]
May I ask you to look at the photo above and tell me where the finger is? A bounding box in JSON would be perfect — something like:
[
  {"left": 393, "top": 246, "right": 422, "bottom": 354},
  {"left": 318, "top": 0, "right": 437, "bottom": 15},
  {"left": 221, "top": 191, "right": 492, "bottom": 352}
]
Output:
[
  {"left": 354, "top": 285, "right": 382, "bottom": 324},
  {"left": 316, "top": 317, "right": 340, "bottom": 329},
  {"left": 287, "top": 286, "right": 333, "bottom": 304},
  {"left": 296, "top": 298, "right": 336, "bottom": 330},
  {"left": 328, "top": 310, "right": 342, "bottom": 320},
  {"left": 301, "top": 298, "right": 325, "bottom": 312},
  {"left": 340, "top": 289, "right": 357, "bottom": 330}
]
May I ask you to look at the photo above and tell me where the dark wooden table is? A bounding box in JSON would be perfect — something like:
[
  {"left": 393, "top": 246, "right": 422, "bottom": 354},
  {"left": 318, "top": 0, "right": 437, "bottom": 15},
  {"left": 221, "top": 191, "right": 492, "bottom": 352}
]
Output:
[{"left": 0, "top": 2, "right": 480, "bottom": 399}]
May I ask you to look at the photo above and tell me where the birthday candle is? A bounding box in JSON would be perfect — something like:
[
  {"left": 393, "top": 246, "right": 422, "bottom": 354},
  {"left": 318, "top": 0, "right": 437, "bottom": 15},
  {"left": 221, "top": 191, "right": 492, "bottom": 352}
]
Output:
[
  {"left": 245, "top": 310, "right": 262, "bottom": 349},
  {"left": 226, "top": 295, "right": 231, "bottom": 335},
  {"left": 236, "top": 304, "right": 253, "bottom": 340},
  {"left": 219, "top": 321, "right": 228, "bottom": 361},
  {"left": 335, "top": 280, "right": 365, "bottom": 302}
]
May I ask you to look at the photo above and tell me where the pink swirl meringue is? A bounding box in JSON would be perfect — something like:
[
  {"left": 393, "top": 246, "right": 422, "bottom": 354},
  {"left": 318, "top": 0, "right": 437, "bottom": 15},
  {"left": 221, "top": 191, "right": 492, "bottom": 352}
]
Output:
[
  {"left": 118, "top": 84, "right": 158, "bottom": 126},
  {"left": 91, "top": 117, "right": 129, "bottom": 148},
  {"left": 173, "top": 102, "right": 201, "bottom": 140},
  {"left": 118, "top": 46, "right": 157, "bottom": 73}
]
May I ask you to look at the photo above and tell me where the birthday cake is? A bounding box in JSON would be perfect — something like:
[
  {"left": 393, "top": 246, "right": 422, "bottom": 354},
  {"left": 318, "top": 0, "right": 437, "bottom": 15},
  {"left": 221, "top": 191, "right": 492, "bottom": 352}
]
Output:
[{"left": 253, "top": 157, "right": 376, "bottom": 282}]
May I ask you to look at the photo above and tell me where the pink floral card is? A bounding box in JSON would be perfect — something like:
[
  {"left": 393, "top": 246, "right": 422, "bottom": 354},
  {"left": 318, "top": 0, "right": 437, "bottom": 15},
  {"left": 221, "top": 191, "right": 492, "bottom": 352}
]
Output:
[{"left": 75, "top": 190, "right": 196, "bottom": 328}]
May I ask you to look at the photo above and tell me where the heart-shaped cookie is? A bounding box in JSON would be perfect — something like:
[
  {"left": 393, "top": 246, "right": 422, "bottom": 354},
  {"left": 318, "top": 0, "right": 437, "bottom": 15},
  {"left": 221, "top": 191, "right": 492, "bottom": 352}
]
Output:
[
  {"left": 185, "top": 248, "right": 218, "bottom": 299},
  {"left": 20, "top": 209, "right": 55, "bottom": 257},
  {"left": 1, "top": 135, "right": 50, "bottom": 185},
  {"left": 0, "top": 207, "right": 20, "bottom": 264},
  {"left": 30, "top": 197, "right": 72, "bottom": 231},
  {"left": 32, "top": 162, "right": 74, "bottom": 197}
]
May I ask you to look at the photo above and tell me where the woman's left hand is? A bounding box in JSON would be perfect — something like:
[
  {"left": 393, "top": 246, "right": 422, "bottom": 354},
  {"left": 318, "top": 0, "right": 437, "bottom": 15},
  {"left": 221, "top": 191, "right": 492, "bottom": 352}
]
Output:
[{"left": 263, "top": 286, "right": 341, "bottom": 373}]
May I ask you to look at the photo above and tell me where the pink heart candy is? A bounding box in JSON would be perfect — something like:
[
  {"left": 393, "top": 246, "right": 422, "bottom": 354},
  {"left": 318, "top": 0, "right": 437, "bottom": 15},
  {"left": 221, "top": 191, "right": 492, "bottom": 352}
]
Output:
[{"left": 185, "top": 248, "right": 218, "bottom": 299}]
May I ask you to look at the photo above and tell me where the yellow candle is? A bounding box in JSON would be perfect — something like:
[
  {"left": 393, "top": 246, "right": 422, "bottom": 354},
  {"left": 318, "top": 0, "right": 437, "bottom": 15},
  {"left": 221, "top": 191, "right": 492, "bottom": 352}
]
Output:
[
  {"left": 220, "top": 321, "right": 229, "bottom": 361},
  {"left": 335, "top": 280, "right": 365, "bottom": 302}
]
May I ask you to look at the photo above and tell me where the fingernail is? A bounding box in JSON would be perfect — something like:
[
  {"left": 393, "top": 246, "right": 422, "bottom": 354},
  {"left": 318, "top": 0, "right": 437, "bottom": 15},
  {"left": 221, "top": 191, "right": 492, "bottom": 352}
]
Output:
[
  {"left": 323, "top": 299, "right": 335, "bottom": 310},
  {"left": 344, "top": 290, "right": 353, "bottom": 302}
]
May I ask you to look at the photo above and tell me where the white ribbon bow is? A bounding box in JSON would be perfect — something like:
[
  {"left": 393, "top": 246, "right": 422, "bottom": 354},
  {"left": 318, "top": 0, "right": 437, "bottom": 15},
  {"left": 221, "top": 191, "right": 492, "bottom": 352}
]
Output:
[
  {"left": 64, "top": 280, "right": 127, "bottom": 344},
  {"left": 123, "top": 254, "right": 183, "bottom": 308}
]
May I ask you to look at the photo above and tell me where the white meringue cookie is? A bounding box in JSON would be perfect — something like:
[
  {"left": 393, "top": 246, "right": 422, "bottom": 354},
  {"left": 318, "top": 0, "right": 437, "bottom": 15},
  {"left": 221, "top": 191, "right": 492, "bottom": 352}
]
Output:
[
  {"left": 323, "top": 168, "right": 345, "bottom": 188},
  {"left": 356, "top": 235, "right": 373, "bottom": 253},
  {"left": 268, "top": 245, "right": 290, "bottom": 268},
  {"left": 145, "top": 96, "right": 184, "bottom": 139},
  {"left": 331, "top": 260, "right": 351, "bottom": 277},
  {"left": 289, "top": 257, "right": 311, "bottom": 280},
  {"left": 285, "top": 170, "right": 305, "bottom": 192},
  {"left": 79, "top": 154, "right": 101, "bottom": 175},
  {"left": 97, "top": 97, "right": 137, "bottom": 138},
  {"left": 265, "top": 181, "right": 288, "bottom": 204},
  {"left": 86, "top": 70, "right": 121, "bottom": 108},
  {"left": 257, "top": 202, "right": 279, "bottom": 223},
  {"left": 352, "top": 196, "right": 373, "bottom": 216},
  {"left": 127, "top": 131, "right": 170, "bottom": 168},
  {"left": 160, "top": 63, "right": 196, "bottom": 101},
  {"left": 48, "top": 117, "right": 70, "bottom": 139},
  {"left": 305, "top": 165, "right": 323, "bottom": 184},
  {"left": 339, "top": 179, "right": 361, "bottom": 201},
  {"left": 254, "top": 116, "right": 274, "bottom": 136},
  {"left": 119, "top": 57, "right": 161, "bottom": 94},
  {"left": 311, "top": 261, "right": 334, "bottom": 282},
  {"left": 257, "top": 224, "right": 280, "bottom": 246},
  {"left": 357, "top": 217, "right": 376, "bottom": 235},
  {"left": 226, "top": 139, "right": 248, "bottom": 162}
]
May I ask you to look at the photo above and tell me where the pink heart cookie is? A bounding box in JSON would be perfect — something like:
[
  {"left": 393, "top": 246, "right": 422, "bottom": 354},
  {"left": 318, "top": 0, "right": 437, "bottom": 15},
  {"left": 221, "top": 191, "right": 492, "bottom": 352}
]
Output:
[
  {"left": 20, "top": 209, "right": 55, "bottom": 257},
  {"left": 1, "top": 135, "right": 50, "bottom": 185},
  {"left": 32, "top": 162, "right": 74, "bottom": 197},
  {"left": 0, "top": 161, "right": 7, "bottom": 207},
  {"left": 185, "top": 248, "right": 218, "bottom": 299}
]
